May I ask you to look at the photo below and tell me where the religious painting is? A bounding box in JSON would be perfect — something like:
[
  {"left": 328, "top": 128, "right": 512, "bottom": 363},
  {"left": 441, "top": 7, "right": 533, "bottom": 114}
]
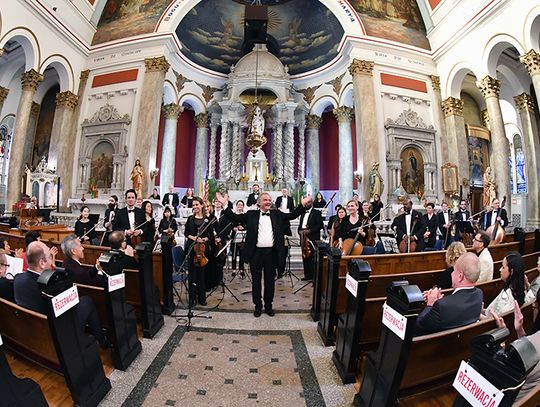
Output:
[
  {"left": 467, "top": 136, "right": 489, "bottom": 187},
  {"left": 348, "top": 0, "right": 430, "bottom": 50},
  {"left": 32, "top": 85, "right": 58, "bottom": 168},
  {"left": 90, "top": 142, "right": 114, "bottom": 189},
  {"left": 441, "top": 163, "right": 458, "bottom": 194},
  {"left": 400, "top": 147, "right": 424, "bottom": 195},
  {"left": 92, "top": 0, "right": 171, "bottom": 45},
  {"left": 176, "top": 0, "right": 344, "bottom": 75},
  {"left": 44, "top": 182, "right": 57, "bottom": 207}
]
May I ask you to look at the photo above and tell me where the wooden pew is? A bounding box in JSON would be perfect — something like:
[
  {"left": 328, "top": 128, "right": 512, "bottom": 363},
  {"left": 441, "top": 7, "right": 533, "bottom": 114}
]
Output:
[{"left": 515, "top": 382, "right": 540, "bottom": 407}]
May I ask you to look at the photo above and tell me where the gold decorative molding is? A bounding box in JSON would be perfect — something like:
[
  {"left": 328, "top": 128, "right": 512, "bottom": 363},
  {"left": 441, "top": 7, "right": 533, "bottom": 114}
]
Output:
[
  {"left": 21, "top": 69, "right": 43, "bottom": 91},
  {"left": 348, "top": 59, "right": 374, "bottom": 76},
  {"left": 429, "top": 75, "right": 440, "bottom": 93},
  {"left": 306, "top": 114, "right": 323, "bottom": 129},
  {"left": 441, "top": 97, "right": 464, "bottom": 117},
  {"left": 480, "top": 109, "right": 490, "bottom": 130},
  {"left": 144, "top": 56, "right": 170, "bottom": 73},
  {"left": 333, "top": 106, "right": 354, "bottom": 123},
  {"left": 80, "top": 70, "right": 90, "bottom": 83},
  {"left": 0, "top": 86, "right": 9, "bottom": 104},
  {"left": 514, "top": 92, "right": 535, "bottom": 112},
  {"left": 194, "top": 112, "right": 209, "bottom": 128},
  {"left": 466, "top": 124, "right": 490, "bottom": 141},
  {"left": 55, "top": 91, "right": 78, "bottom": 110},
  {"left": 520, "top": 49, "right": 540, "bottom": 76},
  {"left": 162, "top": 103, "right": 183, "bottom": 120},
  {"left": 476, "top": 76, "right": 500, "bottom": 99},
  {"left": 327, "top": 73, "right": 345, "bottom": 96},
  {"left": 298, "top": 86, "right": 319, "bottom": 105}
]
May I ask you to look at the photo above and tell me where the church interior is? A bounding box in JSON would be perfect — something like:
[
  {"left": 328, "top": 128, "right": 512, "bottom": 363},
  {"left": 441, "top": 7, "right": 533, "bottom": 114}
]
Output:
[{"left": 2, "top": 0, "right": 540, "bottom": 406}]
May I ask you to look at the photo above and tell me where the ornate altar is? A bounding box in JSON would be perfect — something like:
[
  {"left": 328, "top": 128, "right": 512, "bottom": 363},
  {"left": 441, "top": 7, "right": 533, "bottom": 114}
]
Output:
[{"left": 24, "top": 157, "right": 59, "bottom": 208}]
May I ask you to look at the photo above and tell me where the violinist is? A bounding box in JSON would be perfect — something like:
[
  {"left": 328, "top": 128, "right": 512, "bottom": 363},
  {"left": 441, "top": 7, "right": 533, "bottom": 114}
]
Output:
[
  {"left": 203, "top": 200, "right": 219, "bottom": 291},
  {"left": 231, "top": 200, "right": 246, "bottom": 272},
  {"left": 184, "top": 197, "right": 214, "bottom": 307},
  {"left": 214, "top": 198, "right": 234, "bottom": 282},
  {"left": 140, "top": 201, "right": 156, "bottom": 244},
  {"left": 422, "top": 202, "right": 439, "bottom": 250},
  {"left": 298, "top": 200, "right": 323, "bottom": 281},
  {"left": 327, "top": 204, "right": 344, "bottom": 239},
  {"left": 393, "top": 199, "right": 425, "bottom": 252},
  {"left": 437, "top": 201, "right": 454, "bottom": 248},
  {"left": 74, "top": 206, "right": 98, "bottom": 245},
  {"left": 158, "top": 206, "right": 178, "bottom": 237},
  {"left": 329, "top": 206, "right": 347, "bottom": 247},
  {"left": 112, "top": 189, "right": 145, "bottom": 246},
  {"left": 454, "top": 199, "right": 473, "bottom": 243}
]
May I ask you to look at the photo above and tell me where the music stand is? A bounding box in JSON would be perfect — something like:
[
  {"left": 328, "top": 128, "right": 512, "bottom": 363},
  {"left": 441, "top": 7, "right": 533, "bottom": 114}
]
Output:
[{"left": 281, "top": 236, "right": 300, "bottom": 288}]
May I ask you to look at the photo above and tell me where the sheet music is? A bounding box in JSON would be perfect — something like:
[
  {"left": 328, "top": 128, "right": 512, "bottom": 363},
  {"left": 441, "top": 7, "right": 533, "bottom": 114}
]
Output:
[{"left": 6, "top": 254, "right": 24, "bottom": 278}]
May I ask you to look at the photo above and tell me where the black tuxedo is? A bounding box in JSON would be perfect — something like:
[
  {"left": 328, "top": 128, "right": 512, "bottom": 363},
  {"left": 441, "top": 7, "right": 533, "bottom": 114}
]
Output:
[
  {"left": 112, "top": 206, "right": 145, "bottom": 233},
  {"left": 481, "top": 208, "right": 508, "bottom": 230},
  {"left": 394, "top": 210, "right": 425, "bottom": 251},
  {"left": 0, "top": 277, "right": 14, "bottom": 302},
  {"left": 422, "top": 213, "right": 439, "bottom": 249},
  {"left": 62, "top": 256, "right": 105, "bottom": 287},
  {"left": 275, "top": 196, "right": 294, "bottom": 212},
  {"left": 437, "top": 211, "right": 452, "bottom": 236},
  {"left": 223, "top": 204, "right": 306, "bottom": 310},
  {"left": 415, "top": 287, "right": 483, "bottom": 335},
  {"left": 454, "top": 209, "right": 472, "bottom": 235},
  {"left": 162, "top": 193, "right": 179, "bottom": 209},
  {"left": 213, "top": 210, "right": 233, "bottom": 241},
  {"left": 246, "top": 192, "right": 260, "bottom": 207},
  {"left": 298, "top": 209, "right": 324, "bottom": 279}
]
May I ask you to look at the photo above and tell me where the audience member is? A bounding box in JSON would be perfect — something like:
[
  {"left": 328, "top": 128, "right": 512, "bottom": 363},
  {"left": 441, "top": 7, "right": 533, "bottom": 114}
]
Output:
[
  {"left": 0, "top": 251, "right": 14, "bottom": 301},
  {"left": 416, "top": 252, "right": 483, "bottom": 335},
  {"left": 61, "top": 234, "right": 105, "bottom": 286},
  {"left": 473, "top": 230, "right": 493, "bottom": 282},
  {"left": 438, "top": 241, "right": 467, "bottom": 289}
]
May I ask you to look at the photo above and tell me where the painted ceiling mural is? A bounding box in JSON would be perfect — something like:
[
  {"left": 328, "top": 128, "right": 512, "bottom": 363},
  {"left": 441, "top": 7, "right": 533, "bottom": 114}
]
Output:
[
  {"left": 349, "top": 0, "right": 430, "bottom": 50},
  {"left": 175, "top": 0, "right": 345, "bottom": 75}
]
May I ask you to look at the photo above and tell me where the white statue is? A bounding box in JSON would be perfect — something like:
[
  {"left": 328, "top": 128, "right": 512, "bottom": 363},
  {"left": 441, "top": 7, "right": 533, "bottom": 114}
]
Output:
[{"left": 250, "top": 104, "right": 265, "bottom": 136}]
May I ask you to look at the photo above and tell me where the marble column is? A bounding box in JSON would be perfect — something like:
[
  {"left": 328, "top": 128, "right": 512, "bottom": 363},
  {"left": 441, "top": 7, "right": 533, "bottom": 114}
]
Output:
[
  {"left": 297, "top": 118, "right": 306, "bottom": 181},
  {"left": 160, "top": 103, "right": 183, "bottom": 195},
  {"left": 334, "top": 106, "right": 354, "bottom": 204},
  {"left": 48, "top": 90, "right": 79, "bottom": 209},
  {"left": 0, "top": 87, "right": 9, "bottom": 116},
  {"left": 348, "top": 59, "right": 378, "bottom": 200},
  {"left": 306, "top": 115, "right": 322, "bottom": 193},
  {"left": 284, "top": 121, "right": 295, "bottom": 182},
  {"left": 230, "top": 121, "right": 241, "bottom": 181},
  {"left": 134, "top": 56, "right": 170, "bottom": 197},
  {"left": 193, "top": 113, "right": 209, "bottom": 191},
  {"left": 441, "top": 97, "right": 468, "bottom": 197},
  {"left": 520, "top": 50, "right": 540, "bottom": 113},
  {"left": 7, "top": 69, "right": 43, "bottom": 210},
  {"left": 477, "top": 76, "right": 511, "bottom": 213},
  {"left": 514, "top": 93, "right": 540, "bottom": 227},
  {"left": 430, "top": 75, "right": 449, "bottom": 165},
  {"left": 21, "top": 102, "right": 39, "bottom": 170},
  {"left": 208, "top": 116, "right": 219, "bottom": 179},
  {"left": 219, "top": 121, "right": 230, "bottom": 180},
  {"left": 274, "top": 122, "right": 284, "bottom": 180}
]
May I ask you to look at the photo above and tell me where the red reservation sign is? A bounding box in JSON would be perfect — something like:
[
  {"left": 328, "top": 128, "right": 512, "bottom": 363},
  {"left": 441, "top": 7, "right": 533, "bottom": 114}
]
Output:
[{"left": 452, "top": 361, "right": 503, "bottom": 407}]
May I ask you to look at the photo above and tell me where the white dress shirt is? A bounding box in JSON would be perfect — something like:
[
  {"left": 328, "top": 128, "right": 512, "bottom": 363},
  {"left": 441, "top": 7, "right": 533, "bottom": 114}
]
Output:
[
  {"left": 301, "top": 210, "right": 310, "bottom": 230},
  {"left": 256, "top": 211, "right": 274, "bottom": 247},
  {"left": 405, "top": 213, "right": 412, "bottom": 235}
]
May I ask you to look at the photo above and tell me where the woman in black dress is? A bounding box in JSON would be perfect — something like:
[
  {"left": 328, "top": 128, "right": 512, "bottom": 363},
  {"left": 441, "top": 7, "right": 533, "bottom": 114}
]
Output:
[
  {"left": 140, "top": 200, "right": 156, "bottom": 244},
  {"left": 181, "top": 188, "right": 195, "bottom": 208},
  {"left": 74, "top": 206, "right": 98, "bottom": 245},
  {"left": 313, "top": 192, "right": 326, "bottom": 209},
  {"left": 370, "top": 194, "right": 384, "bottom": 221},
  {"left": 335, "top": 200, "right": 365, "bottom": 251},
  {"left": 184, "top": 197, "right": 215, "bottom": 306},
  {"left": 158, "top": 206, "right": 178, "bottom": 237},
  {"left": 149, "top": 188, "right": 160, "bottom": 200}
]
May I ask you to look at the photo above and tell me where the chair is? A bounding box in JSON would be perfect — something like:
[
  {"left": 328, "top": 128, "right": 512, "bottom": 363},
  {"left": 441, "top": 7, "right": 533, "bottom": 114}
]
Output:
[{"left": 171, "top": 245, "right": 187, "bottom": 282}]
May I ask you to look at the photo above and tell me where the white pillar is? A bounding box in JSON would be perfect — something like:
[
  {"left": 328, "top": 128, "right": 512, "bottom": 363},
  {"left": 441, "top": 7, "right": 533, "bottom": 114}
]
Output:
[{"left": 160, "top": 103, "right": 183, "bottom": 195}]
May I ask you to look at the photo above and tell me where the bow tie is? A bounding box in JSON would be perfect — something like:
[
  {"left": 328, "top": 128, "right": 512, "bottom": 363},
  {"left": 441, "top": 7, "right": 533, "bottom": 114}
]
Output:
[
  {"left": 128, "top": 209, "right": 134, "bottom": 214},
  {"left": 405, "top": 211, "right": 411, "bottom": 215},
  {"left": 261, "top": 212, "right": 270, "bottom": 217}
]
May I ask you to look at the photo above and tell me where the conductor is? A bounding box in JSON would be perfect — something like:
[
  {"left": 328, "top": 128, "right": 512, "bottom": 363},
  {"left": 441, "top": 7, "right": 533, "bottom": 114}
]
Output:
[{"left": 215, "top": 191, "right": 311, "bottom": 317}]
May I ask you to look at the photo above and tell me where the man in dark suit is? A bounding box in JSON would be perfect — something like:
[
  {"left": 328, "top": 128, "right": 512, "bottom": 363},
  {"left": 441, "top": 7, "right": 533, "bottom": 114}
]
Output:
[
  {"left": 422, "top": 202, "right": 439, "bottom": 250},
  {"left": 162, "top": 185, "right": 180, "bottom": 216},
  {"left": 416, "top": 252, "right": 483, "bottom": 335},
  {"left": 481, "top": 197, "right": 508, "bottom": 231},
  {"left": 298, "top": 201, "right": 324, "bottom": 280},
  {"left": 454, "top": 199, "right": 473, "bottom": 242},
  {"left": 246, "top": 184, "right": 260, "bottom": 207},
  {"left": 437, "top": 201, "right": 453, "bottom": 248},
  {"left": 102, "top": 195, "right": 119, "bottom": 246},
  {"left": 13, "top": 241, "right": 108, "bottom": 347},
  {"left": 217, "top": 191, "right": 309, "bottom": 317},
  {"left": 61, "top": 234, "right": 106, "bottom": 286},
  {"left": 393, "top": 199, "right": 425, "bottom": 252},
  {"left": 113, "top": 189, "right": 146, "bottom": 245},
  {"left": 108, "top": 231, "right": 140, "bottom": 271},
  {"left": 276, "top": 188, "right": 295, "bottom": 238}
]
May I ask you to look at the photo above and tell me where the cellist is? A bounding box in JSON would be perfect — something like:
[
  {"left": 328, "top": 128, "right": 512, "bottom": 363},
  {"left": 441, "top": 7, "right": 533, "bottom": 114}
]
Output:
[
  {"left": 481, "top": 198, "right": 508, "bottom": 233},
  {"left": 393, "top": 199, "right": 425, "bottom": 253},
  {"left": 334, "top": 200, "right": 365, "bottom": 254}
]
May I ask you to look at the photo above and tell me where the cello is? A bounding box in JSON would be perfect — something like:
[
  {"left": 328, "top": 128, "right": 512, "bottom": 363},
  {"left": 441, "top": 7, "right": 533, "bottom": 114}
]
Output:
[
  {"left": 398, "top": 214, "right": 419, "bottom": 253},
  {"left": 485, "top": 196, "right": 506, "bottom": 245}
]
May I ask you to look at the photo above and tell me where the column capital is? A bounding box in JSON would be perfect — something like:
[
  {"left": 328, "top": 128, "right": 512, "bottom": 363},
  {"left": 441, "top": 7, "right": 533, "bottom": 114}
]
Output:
[
  {"left": 514, "top": 92, "right": 535, "bottom": 112},
  {"left": 55, "top": 91, "right": 78, "bottom": 110},
  {"left": 0, "top": 86, "right": 9, "bottom": 104},
  {"left": 520, "top": 49, "right": 540, "bottom": 76},
  {"left": 144, "top": 56, "right": 170, "bottom": 73},
  {"left": 195, "top": 112, "right": 209, "bottom": 128},
  {"left": 162, "top": 103, "right": 183, "bottom": 120},
  {"left": 480, "top": 109, "right": 490, "bottom": 129},
  {"left": 441, "top": 97, "right": 464, "bottom": 117},
  {"left": 21, "top": 69, "right": 44, "bottom": 91},
  {"left": 348, "top": 59, "right": 374, "bottom": 77},
  {"left": 80, "top": 70, "right": 90, "bottom": 83},
  {"left": 476, "top": 76, "right": 500, "bottom": 99},
  {"left": 333, "top": 106, "right": 354, "bottom": 123},
  {"left": 306, "top": 114, "right": 322, "bottom": 129},
  {"left": 30, "top": 102, "right": 40, "bottom": 118},
  {"left": 429, "top": 75, "right": 440, "bottom": 93}
]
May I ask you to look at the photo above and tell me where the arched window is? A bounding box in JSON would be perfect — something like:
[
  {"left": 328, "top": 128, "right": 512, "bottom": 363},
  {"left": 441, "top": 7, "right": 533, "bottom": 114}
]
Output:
[{"left": 509, "top": 134, "right": 526, "bottom": 194}]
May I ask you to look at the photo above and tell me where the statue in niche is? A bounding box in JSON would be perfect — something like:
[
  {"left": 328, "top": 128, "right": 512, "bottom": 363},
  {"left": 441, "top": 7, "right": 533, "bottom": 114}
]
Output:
[
  {"left": 130, "top": 159, "right": 144, "bottom": 198},
  {"left": 400, "top": 147, "right": 424, "bottom": 195},
  {"left": 90, "top": 142, "right": 114, "bottom": 189},
  {"left": 368, "top": 161, "right": 384, "bottom": 200},
  {"left": 483, "top": 167, "right": 496, "bottom": 208}
]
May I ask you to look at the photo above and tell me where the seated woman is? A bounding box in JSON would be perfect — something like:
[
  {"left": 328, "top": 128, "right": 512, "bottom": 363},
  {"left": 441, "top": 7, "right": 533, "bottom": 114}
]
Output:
[
  {"left": 438, "top": 241, "right": 467, "bottom": 289},
  {"left": 312, "top": 192, "right": 326, "bottom": 209},
  {"left": 485, "top": 251, "right": 527, "bottom": 316},
  {"left": 181, "top": 187, "right": 195, "bottom": 208},
  {"left": 149, "top": 187, "right": 160, "bottom": 200},
  {"left": 74, "top": 205, "right": 99, "bottom": 246},
  {"left": 330, "top": 206, "right": 346, "bottom": 247}
]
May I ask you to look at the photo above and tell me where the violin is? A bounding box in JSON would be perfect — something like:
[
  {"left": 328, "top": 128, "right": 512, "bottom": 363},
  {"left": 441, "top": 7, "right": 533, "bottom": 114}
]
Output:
[
  {"left": 193, "top": 239, "right": 209, "bottom": 267},
  {"left": 366, "top": 228, "right": 376, "bottom": 247},
  {"left": 301, "top": 230, "right": 312, "bottom": 259}
]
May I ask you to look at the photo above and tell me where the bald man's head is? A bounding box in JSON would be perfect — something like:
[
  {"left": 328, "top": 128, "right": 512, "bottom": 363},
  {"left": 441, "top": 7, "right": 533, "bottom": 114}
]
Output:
[
  {"left": 26, "top": 241, "right": 53, "bottom": 272},
  {"left": 452, "top": 252, "right": 480, "bottom": 288}
]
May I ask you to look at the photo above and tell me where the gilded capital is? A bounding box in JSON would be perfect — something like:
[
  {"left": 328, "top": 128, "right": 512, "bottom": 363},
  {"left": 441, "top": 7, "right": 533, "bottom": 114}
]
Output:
[
  {"left": 55, "top": 91, "right": 78, "bottom": 110},
  {"left": 333, "top": 106, "right": 354, "bottom": 123},
  {"left": 429, "top": 75, "right": 440, "bottom": 93},
  {"left": 195, "top": 112, "right": 209, "bottom": 128},
  {"left": 21, "top": 69, "right": 43, "bottom": 91},
  {"left": 348, "top": 59, "right": 374, "bottom": 77},
  {"left": 520, "top": 49, "right": 540, "bottom": 76},
  {"left": 306, "top": 114, "right": 322, "bottom": 129},
  {"left": 0, "top": 87, "right": 9, "bottom": 104},
  {"left": 80, "top": 70, "right": 90, "bottom": 83},
  {"left": 514, "top": 92, "right": 535, "bottom": 112},
  {"left": 441, "top": 97, "right": 464, "bottom": 117},
  {"left": 145, "top": 56, "right": 170, "bottom": 73},
  {"left": 162, "top": 103, "right": 183, "bottom": 120},
  {"left": 476, "top": 76, "right": 500, "bottom": 99},
  {"left": 480, "top": 109, "right": 490, "bottom": 129}
]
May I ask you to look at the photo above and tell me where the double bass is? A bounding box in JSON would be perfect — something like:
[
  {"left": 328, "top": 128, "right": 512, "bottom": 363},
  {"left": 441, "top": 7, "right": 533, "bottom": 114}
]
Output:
[
  {"left": 398, "top": 215, "right": 419, "bottom": 253},
  {"left": 485, "top": 196, "right": 506, "bottom": 245}
]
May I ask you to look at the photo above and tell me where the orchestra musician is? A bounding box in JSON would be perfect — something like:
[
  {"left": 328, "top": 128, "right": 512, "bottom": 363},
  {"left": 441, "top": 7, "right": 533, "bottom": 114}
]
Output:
[
  {"left": 334, "top": 200, "right": 366, "bottom": 252},
  {"left": 370, "top": 194, "right": 384, "bottom": 221},
  {"left": 74, "top": 205, "right": 98, "bottom": 246},
  {"left": 298, "top": 200, "right": 323, "bottom": 281},
  {"left": 246, "top": 184, "right": 260, "bottom": 207},
  {"left": 158, "top": 206, "right": 178, "bottom": 237},
  {"left": 140, "top": 200, "right": 156, "bottom": 244},
  {"left": 454, "top": 199, "right": 473, "bottom": 243},
  {"left": 184, "top": 197, "right": 214, "bottom": 307},
  {"left": 231, "top": 200, "right": 246, "bottom": 272},
  {"left": 112, "top": 189, "right": 145, "bottom": 246},
  {"left": 393, "top": 199, "right": 425, "bottom": 252},
  {"left": 422, "top": 202, "right": 439, "bottom": 250},
  {"left": 437, "top": 201, "right": 454, "bottom": 248},
  {"left": 481, "top": 198, "right": 508, "bottom": 231},
  {"left": 329, "top": 206, "right": 347, "bottom": 247},
  {"left": 162, "top": 185, "right": 179, "bottom": 216},
  {"left": 202, "top": 200, "right": 219, "bottom": 291}
]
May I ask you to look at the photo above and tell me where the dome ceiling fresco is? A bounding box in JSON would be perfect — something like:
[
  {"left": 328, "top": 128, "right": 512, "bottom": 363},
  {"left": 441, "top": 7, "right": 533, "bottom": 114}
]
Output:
[{"left": 175, "top": 0, "right": 345, "bottom": 75}]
